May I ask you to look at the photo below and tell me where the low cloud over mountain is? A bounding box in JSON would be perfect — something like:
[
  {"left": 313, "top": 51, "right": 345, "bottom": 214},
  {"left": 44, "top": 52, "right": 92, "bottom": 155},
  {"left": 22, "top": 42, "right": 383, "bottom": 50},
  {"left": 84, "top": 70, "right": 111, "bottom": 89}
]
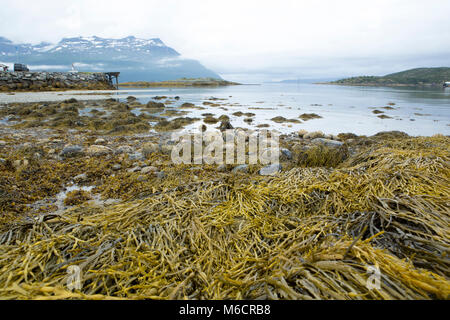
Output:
[{"left": 0, "top": 35, "right": 221, "bottom": 82}]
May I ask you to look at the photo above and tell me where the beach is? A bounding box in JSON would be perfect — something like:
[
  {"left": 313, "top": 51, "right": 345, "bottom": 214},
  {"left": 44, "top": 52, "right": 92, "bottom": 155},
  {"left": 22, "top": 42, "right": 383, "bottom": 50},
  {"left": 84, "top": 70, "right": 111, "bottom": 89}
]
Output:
[{"left": 0, "top": 89, "right": 449, "bottom": 299}]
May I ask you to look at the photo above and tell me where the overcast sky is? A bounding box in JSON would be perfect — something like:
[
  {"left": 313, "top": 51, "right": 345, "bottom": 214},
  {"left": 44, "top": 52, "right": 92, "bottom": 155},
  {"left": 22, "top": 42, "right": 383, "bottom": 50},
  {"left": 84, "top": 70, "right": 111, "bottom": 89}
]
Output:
[{"left": 1, "top": 0, "right": 449, "bottom": 82}]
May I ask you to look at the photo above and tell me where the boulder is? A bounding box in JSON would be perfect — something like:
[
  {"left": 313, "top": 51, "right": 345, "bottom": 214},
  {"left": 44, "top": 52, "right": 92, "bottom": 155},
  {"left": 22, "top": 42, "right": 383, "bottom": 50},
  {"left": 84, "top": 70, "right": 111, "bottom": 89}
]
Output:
[
  {"left": 60, "top": 145, "right": 84, "bottom": 158},
  {"left": 281, "top": 148, "right": 293, "bottom": 160},
  {"left": 304, "top": 131, "right": 325, "bottom": 139},
  {"left": 219, "top": 120, "right": 233, "bottom": 131},
  {"left": 312, "top": 138, "right": 344, "bottom": 148},
  {"left": 116, "top": 145, "right": 134, "bottom": 154},
  {"left": 142, "top": 142, "right": 159, "bottom": 157},
  {"left": 128, "top": 152, "right": 145, "bottom": 161},
  {"left": 259, "top": 163, "right": 282, "bottom": 176},
  {"left": 86, "top": 145, "right": 113, "bottom": 156}
]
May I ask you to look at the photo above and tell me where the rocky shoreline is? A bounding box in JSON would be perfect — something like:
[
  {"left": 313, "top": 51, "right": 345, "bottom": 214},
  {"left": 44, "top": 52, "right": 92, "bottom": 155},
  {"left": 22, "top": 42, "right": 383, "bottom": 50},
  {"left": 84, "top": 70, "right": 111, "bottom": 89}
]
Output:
[
  {"left": 0, "top": 71, "right": 116, "bottom": 92},
  {"left": 119, "top": 78, "right": 240, "bottom": 88},
  {"left": 0, "top": 96, "right": 448, "bottom": 300}
]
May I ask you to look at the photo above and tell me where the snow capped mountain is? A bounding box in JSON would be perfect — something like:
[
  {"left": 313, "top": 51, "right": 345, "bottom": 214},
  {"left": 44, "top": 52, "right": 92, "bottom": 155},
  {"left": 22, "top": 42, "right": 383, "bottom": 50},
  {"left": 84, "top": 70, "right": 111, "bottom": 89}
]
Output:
[
  {"left": 45, "top": 36, "right": 178, "bottom": 56},
  {"left": 0, "top": 36, "right": 220, "bottom": 81}
]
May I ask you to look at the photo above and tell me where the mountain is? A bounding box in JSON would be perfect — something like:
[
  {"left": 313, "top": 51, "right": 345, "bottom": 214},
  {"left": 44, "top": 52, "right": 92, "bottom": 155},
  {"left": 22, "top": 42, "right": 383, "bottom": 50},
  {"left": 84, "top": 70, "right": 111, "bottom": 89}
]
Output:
[
  {"left": 0, "top": 36, "right": 221, "bottom": 82},
  {"left": 327, "top": 67, "right": 450, "bottom": 86}
]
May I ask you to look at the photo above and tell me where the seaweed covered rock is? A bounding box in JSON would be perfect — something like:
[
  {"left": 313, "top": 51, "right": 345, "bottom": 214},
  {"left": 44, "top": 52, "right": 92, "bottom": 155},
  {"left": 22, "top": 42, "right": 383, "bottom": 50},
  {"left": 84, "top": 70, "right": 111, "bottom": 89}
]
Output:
[
  {"left": 259, "top": 163, "right": 282, "bottom": 176},
  {"left": 86, "top": 145, "right": 113, "bottom": 157},
  {"left": 63, "top": 190, "right": 92, "bottom": 206},
  {"left": 146, "top": 101, "right": 165, "bottom": 109},
  {"left": 219, "top": 120, "right": 233, "bottom": 131},
  {"left": 312, "top": 138, "right": 344, "bottom": 148},
  {"left": 60, "top": 145, "right": 84, "bottom": 158}
]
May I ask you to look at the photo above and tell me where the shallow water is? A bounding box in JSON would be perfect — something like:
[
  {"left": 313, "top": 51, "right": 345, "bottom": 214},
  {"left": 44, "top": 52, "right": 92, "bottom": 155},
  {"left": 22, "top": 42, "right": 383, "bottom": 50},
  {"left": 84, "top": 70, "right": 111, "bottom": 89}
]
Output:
[{"left": 1, "top": 84, "right": 449, "bottom": 136}]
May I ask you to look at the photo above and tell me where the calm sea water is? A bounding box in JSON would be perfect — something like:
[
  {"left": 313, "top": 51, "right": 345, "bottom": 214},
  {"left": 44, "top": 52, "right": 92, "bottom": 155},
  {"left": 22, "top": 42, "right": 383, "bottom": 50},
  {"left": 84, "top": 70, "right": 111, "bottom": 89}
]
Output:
[{"left": 1, "top": 83, "right": 449, "bottom": 136}]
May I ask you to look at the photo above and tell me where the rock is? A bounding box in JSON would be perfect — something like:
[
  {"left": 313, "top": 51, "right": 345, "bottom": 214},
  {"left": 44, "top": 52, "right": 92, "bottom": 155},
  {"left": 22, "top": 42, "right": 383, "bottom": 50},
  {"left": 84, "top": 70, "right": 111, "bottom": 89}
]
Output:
[
  {"left": 141, "top": 166, "right": 158, "bottom": 174},
  {"left": 112, "top": 164, "right": 122, "bottom": 171},
  {"left": 60, "top": 145, "right": 84, "bottom": 158},
  {"left": 0, "top": 140, "right": 6, "bottom": 147},
  {"left": 298, "top": 130, "right": 308, "bottom": 138},
  {"left": 73, "top": 173, "right": 88, "bottom": 182},
  {"left": 217, "top": 164, "right": 227, "bottom": 172},
  {"left": 48, "top": 148, "right": 56, "bottom": 155},
  {"left": 232, "top": 164, "right": 249, "bottom": 174},
  {"left": 312, "top": 138, "right": 344, "bottom": 147},
  {"left": 281, "top": 148, "right": 292, "bottom": 160},
  {"left": 94, "top": 138, "right": 107, "bottom": 145},
  {"left": 259, "top": 163, "right": 282, "bottom": 176},
  {"left": 160, "top": 144, "right": 173, "bottom": 155},
  {"left": 128, "top": 152, "right": 145, "bottom": 161},
  {"left": 142, "top": 142, "right": 159, "bottom": 157},
  {"left": 116, "top": 145, "right": 134, "bottom": 154},
  {"left": 86, "top": 145, "right": 112, "bottom": 156},
  {"left": 219, "top": 120, "right": 233, "bottom": 131},
  {"left": 137, "top": 175, "right": 147, "bottom": 182},
  {"left": 127, "top": 166, "right": 141, "bottom": 173},
  {"left": 304, "top": 131, "right": 325, "bottom": 139},
  {"left": 13, "top": 160, "right": 21, "bottom": 168},
  {"left": 155, "top": 171, "right": 165, "bottom": 179},
  {"left": 146, "top": 101, "right": 165, "bottom": 109}
]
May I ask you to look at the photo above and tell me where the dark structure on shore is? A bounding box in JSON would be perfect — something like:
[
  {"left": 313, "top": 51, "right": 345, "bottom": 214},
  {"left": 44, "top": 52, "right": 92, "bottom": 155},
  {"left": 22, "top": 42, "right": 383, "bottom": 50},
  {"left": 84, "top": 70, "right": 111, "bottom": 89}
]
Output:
[{"left": 105, "top": 72, "right": 120, "bottom": 89}]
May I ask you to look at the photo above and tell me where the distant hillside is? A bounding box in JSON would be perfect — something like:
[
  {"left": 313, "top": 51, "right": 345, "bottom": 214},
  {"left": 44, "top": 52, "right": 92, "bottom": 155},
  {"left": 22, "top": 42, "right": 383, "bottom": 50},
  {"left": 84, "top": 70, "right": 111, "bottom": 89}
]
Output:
[
  {"left": 0, "top": 36, "right": 221, "bottom": 82},
  {"left": 326, "top": 67, "right": 450, "bottom": 86}
]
